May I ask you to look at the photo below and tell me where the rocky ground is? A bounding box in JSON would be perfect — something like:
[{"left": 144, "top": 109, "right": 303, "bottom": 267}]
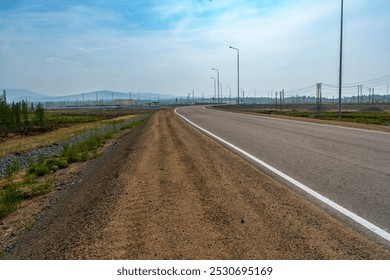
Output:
[{"left": 2, "top": 109, "right": 390, "bottom": 259}]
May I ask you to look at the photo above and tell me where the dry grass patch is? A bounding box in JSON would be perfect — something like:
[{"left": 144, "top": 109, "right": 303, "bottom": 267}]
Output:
[{"left": 0, "top": 115, "right": 136, "bottom": 158}]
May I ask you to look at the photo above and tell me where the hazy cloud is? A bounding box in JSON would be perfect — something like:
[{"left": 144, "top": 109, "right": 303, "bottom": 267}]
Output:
[{"left": 0, "top": 0, "right": 389, "bottom": 96}]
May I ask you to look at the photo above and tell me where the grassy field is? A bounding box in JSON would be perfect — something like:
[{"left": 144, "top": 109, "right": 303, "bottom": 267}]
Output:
[
  {"left": 255, "top": 111, "right": 390, "bottom": 125},
  {"left": 0, "top": 109, "right": 150, "bottom": 158},
  {"left": 215, "top": 103, "right": 390, "bottom": 126}
]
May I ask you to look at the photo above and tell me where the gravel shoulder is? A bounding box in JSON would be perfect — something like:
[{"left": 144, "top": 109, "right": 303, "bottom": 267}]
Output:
[{"left": 4, "top": 109, "right": 390, "bottom": 259}]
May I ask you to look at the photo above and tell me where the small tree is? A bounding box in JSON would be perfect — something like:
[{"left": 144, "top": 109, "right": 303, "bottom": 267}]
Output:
[
  {"left": 0, "top": 90, "right": 7, "bottom": 127},
  {"left": 34, "top": 102, "right": 45, "bottom": 127},
  {"left": 21, "top": 100, "right": 29, "bottom": 126},
  {"left": 11, "top": 102, "right": 21, "bottom": 126}
]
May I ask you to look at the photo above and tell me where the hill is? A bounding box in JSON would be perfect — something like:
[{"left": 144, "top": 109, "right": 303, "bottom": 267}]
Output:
[
  {"left": 1, "top": 88, "right": 50, "bottom": 102},
  {"left": 1, "top": 88, "right": 176, "bottom": 103}
]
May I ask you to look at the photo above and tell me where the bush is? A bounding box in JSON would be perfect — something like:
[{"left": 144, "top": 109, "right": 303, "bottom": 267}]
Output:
[
  {"left": 46, "top": 158, "right": 68, "bottom": 169},
  {"left": 34, "top": 165, "right": 50, "bottom": 177},
  {"left": 0, "top": 183, "right": 22, "bottom": 219},
  {"left": 62, "top": 144, "right": 82, "bottom": 163}
]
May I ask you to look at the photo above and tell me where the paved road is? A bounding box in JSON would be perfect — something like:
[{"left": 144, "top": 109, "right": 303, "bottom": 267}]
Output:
[{"left": 176, "top": 106, "right": 390, "bottom": 241}]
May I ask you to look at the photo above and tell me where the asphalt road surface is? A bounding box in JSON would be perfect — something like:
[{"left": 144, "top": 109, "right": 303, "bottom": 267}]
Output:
[{"left": 175, "top": 106, "right": 390, "bottom": 243}]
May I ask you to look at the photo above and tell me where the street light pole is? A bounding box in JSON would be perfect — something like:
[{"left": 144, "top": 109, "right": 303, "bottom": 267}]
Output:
[
  {"left": 211, "top": 77, "right": 216, "bottom": 103},
  {"left": 229, "top": 46, "right": 240, "bottom": 110},
  {"left": 338, "top": 0, "right": 343, "bottom": 121},
  {"left": 212, "top": 68, "right": 220, "bottom": 104}
]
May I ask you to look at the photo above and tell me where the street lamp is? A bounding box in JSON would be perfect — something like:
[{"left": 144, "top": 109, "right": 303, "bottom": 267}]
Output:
[
  {"left": 210, "top": 77, "right": 216, "bottom": 103},
  {"left": 229, "top": 46, "right": 240, "bottom": 110},
  {"left": 338, "top": 0, "right": 343, "bottom": 121},
  {"left": 212, "top": 68, "right": 220, "bottom": 104}
]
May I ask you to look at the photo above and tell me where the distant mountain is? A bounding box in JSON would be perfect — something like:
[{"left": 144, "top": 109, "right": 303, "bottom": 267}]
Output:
[
  {"left": 50, "top": 90, "right": 176, "bottom": 102},
  {"left": 1, "top": 88, "right": 177, "bottom": 103},
  {"left": 1, "top": 88, "right": 50, "bottom": 102}
]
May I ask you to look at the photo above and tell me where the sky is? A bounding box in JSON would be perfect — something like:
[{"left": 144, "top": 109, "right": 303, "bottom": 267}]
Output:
[{"left": 0, "top": 0, "right": 389, "bottom": 98}]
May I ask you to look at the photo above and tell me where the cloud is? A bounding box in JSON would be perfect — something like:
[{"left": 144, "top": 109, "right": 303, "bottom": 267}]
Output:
[
  {"left": 76, "top": 47, "right": 103, "bottom": 52},
  {"left": 0, "top": 0, "right": 389, "bottom": 96},
  {"left": 44, "top": 57, "right": 83, "bottom": 66}
]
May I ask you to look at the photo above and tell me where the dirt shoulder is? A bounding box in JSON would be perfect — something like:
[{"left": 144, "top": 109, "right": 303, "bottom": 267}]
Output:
[{"left": 4, "top": 109, "right": 390, "bottom": 259}]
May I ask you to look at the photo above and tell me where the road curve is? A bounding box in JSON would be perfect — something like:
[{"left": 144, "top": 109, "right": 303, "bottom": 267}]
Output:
[{"left": 175, "top": 106, "right": 390, "bottom": 243}]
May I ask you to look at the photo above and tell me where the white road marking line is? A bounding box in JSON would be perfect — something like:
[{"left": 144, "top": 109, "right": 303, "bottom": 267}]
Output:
[
  {"left": 203, "top": 106, "right": 390, "bottom": 135},
  {"left": 175, "top": 107, "right": 390, "bottom": 242}
]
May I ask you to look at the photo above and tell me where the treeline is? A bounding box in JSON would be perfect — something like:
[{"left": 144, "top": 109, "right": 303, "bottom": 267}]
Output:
[{"left": 0, "top": 90, "right": 45, "bottom": 131}]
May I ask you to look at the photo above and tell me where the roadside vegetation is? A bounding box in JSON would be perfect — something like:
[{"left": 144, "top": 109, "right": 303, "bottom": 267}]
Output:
[
  {"left": 0, "top": 114, "right": 148, "bottom": 220},
  {"left": 0, "top": 106, "right": 151, "bottom": 159},
  {"left": 1, "top": 89, "right": 148, "bottom": 142},
  {"left": 256, "top": 111, "right": 390, "bottom": 125},
  {"left": 1, "top": 90, "right": 46, "bottom": 135}
]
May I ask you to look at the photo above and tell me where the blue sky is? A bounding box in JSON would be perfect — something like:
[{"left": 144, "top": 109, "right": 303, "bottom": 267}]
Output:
[{"left": 0, "top": 0, "right": 389, "bottom": 97}]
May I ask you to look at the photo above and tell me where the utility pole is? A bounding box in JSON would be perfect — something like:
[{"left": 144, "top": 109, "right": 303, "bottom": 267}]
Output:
[
  {"left": 280, "top": 90, "right": 283, "bottom": 112},
  {"left": 338, "top": 0, "right": 344, "bottom": 121},
  {"left": 369, "top": 88, "right": 371, "bottom": 103},
  {"left": 316, "top": 83, "right": 322, "bottom": 114}
]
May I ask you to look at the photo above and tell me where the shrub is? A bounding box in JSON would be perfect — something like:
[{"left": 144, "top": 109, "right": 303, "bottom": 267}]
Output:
[
  {"left": 34, "top": 165, "right": 50, "bottom": 177},
  {"left": 5, "top": 160, "right": 20, "bottom": 179},
  {"left": 46, "top": 158, "right": 68, "bottom": 169},
  {"left": 0, "top": 183, "right": 22, "bottom": 219}
]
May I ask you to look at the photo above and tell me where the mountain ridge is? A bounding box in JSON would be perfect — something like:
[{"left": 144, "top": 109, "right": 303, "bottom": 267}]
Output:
[{"left": 1, "top": 88, "right": 176, "bottom": 102}]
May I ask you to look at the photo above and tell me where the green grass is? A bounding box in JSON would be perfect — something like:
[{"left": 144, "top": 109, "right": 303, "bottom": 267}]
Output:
[
  {"left": 324, "top": 112, "right": 390, "bottom": 125},
  {"left": 59, "top": 116, "right": 147, "bottom": 164},
  {"left": 0, "top": 179, "right": 52, "bottom": 220},
  {"left": 257, "top": 111, "right": 390, "bottom": 125},
  {"left": 120, "top": 117, "right": 146, "bottom": 130},
  {"left": 5, "top": 160, "right": 21, "bottom": 180}
]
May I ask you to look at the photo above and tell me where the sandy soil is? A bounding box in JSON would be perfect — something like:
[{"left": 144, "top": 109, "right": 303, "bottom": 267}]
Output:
[{"left": 3, "top": 109, "right": 390, "bottom": 259}]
